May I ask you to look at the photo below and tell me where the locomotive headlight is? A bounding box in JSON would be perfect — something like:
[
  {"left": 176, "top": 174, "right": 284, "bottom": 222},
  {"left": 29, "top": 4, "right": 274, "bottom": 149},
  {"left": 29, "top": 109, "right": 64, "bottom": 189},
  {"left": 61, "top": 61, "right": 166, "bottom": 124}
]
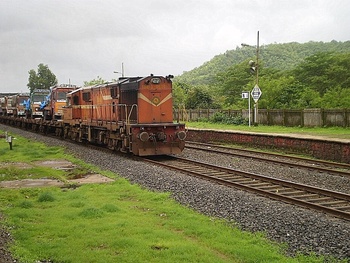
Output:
[
  {"left": 151, "top": 78, "right": 161, "bottom": 84},
  {"left": 177, "top": 131, "right": 187, "bottom": 141},
  {"left": 139, "top": 131, "right": 149, "bottom": 142}
]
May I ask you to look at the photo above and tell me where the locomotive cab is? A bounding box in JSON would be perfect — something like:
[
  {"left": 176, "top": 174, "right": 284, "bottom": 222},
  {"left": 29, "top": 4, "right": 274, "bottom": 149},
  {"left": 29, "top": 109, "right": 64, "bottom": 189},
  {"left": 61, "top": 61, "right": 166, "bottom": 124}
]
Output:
[{"left": 118, "top": 75, "right": 186, "bottom": 155}]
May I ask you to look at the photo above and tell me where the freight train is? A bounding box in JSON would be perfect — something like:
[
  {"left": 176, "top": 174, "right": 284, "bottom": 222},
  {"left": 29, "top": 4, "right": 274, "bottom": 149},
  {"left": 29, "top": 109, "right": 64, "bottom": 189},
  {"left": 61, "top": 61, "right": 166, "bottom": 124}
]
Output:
[{"left": 0, "top": 75, "right": 186, "bottom": 156}]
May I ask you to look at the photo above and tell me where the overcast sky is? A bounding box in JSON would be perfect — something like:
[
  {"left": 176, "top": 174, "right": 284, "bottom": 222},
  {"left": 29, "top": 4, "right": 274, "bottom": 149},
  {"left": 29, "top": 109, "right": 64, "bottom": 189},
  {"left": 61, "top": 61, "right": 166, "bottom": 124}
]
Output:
[{"left": 0, "top": 0, "right": 349, "bottom": 93}]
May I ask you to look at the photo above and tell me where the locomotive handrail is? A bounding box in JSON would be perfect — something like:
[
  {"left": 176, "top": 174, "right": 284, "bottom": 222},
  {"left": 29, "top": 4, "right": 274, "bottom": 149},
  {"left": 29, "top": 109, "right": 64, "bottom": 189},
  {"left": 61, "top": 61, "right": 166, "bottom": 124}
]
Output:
[
  {"left": 117, "top": 104, "right": 127, "bottom": 123},
  {"left": 127, "top": 104, "right": 138, "bottom": 124},
  {"left": 117, "top": 104, "right": 138, "bottom": 125}
]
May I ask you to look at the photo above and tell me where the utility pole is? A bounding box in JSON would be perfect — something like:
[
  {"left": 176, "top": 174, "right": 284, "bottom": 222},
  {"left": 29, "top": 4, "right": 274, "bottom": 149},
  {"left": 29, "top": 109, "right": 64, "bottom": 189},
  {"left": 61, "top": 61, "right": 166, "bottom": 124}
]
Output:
[
  {"left": 255, "top": 31, "right": 260, "bottom": 125},
  {"left": 113, "top": 62, "right": 125, "bottom": 78},
  {"left": 241, "top": 31, "right": 261, "bottom": 125}
]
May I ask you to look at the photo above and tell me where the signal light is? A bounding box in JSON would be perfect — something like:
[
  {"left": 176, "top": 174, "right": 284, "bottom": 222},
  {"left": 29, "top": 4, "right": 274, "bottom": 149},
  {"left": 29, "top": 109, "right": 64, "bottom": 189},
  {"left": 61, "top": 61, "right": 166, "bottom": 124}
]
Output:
[{"left": 249, "top": 60, "right": 256, "bottom": 74}]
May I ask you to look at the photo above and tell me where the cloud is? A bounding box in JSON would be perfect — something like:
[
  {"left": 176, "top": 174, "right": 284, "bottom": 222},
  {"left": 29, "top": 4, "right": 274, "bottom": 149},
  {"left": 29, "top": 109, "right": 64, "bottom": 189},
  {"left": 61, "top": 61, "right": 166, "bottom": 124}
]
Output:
[{"left": 0, "top": 0, "right": 349, "bottom": 93}]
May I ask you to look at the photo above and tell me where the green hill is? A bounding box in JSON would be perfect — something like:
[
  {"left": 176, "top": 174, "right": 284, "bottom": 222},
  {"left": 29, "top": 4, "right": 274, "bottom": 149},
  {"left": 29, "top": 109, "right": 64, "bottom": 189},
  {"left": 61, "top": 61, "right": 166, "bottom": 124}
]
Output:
[{"left": 175, "top": 40, "right": 350, "bottom": 86}]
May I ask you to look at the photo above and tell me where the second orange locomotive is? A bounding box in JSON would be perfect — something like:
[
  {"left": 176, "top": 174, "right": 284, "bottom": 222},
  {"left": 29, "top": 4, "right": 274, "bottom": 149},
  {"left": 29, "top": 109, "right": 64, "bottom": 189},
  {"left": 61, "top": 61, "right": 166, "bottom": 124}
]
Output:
[{"left": 62, "top": 75, "right": 186, "bottom": 155}]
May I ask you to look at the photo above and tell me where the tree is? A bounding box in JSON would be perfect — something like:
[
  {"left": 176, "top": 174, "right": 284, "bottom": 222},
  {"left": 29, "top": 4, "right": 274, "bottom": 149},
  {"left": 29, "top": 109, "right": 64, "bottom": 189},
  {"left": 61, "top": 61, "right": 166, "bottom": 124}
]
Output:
[
  {"left": 27, "top": 63, "right": 58, "bottom": 94},
  {"left": 216, "top": 60, "right": 254, "bottom": 107},
  {"left": 293, "top": 52, "right": 350, "bottom": 97},
  {"left": 321, "top": 86, "right": 350, "bottom": 108},
  {"left": 83, "top": 76, "right": 106, "bottom": 86},
  {"left": 172, "top": 82, "right": 187, "bottom": 108},
  {"left": 185, "top": 86, "right": 216, "bottom": 109}
]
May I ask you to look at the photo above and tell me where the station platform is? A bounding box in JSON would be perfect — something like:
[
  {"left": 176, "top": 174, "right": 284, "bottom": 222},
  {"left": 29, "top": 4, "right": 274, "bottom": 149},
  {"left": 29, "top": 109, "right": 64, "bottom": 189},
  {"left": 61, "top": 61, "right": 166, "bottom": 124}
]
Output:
[{"left": 186, "top": 128, "right": 350, "bottom": 164}]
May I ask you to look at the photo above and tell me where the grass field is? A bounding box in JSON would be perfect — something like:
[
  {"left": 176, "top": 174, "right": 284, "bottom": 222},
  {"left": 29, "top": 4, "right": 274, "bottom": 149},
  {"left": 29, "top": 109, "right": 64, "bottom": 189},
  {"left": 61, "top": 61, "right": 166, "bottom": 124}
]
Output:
[
  {"left": 186, "top": 122, "right": 350, "bottom": 140},
  {"left": 0, "top": 130, "right": 336, "bottom": 262}
]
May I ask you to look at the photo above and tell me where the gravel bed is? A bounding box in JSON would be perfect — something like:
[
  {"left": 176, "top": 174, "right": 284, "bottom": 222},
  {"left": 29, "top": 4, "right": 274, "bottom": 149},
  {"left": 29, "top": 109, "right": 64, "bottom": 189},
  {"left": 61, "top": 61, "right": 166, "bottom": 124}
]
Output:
[
  {"left": 182, "top": 147, "right": 350, "bottom": 195},
  {"left": 1, "top": 124, "right": 350, "bottom": 261}
]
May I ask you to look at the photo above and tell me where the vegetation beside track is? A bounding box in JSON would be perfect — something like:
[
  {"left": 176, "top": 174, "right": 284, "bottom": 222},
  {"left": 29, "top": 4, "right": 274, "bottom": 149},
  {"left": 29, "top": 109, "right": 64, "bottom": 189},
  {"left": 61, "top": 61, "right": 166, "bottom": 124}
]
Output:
[
  {"left": 186, "top": 122, "right": 350, "bottom": 140},
  {"left": 0, "top": 131, "right": 337, "bottom": 262}
]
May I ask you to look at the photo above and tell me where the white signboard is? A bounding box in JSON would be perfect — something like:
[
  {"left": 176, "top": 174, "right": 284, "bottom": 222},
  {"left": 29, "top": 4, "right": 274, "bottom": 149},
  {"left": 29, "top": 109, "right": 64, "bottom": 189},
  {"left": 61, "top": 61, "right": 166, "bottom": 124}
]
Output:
[
  {"left": 241, "top": 92, "right": 249, "bottom": 99},
  {"left": 251, "top": 84, "right": 262, "bottom": 103}
]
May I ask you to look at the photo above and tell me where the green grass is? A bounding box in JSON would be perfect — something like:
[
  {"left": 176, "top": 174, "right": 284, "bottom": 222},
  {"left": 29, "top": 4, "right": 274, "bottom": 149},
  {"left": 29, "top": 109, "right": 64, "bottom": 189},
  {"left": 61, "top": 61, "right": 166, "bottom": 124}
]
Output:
[
  {"left": 1, "top": 182, "right": 329, "bottom": 263},
  {"left": 0, "top": 130, "right": 339, "bottom": 262},
  {"left": 0, "top": 135, "right": 65, "bottom": 162},
  {"left": 186, "top": 121, "right": 350, "bottom": 140},
  {"left": 0, "top": 132, "right": 94, "bottom": 182}
]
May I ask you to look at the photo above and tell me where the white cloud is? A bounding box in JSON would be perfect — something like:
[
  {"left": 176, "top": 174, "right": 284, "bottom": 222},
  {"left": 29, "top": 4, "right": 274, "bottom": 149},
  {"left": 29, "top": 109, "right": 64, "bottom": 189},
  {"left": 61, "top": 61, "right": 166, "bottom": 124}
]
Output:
[{"left": 0, "top": 0, "right": 349, "bottom": 92}]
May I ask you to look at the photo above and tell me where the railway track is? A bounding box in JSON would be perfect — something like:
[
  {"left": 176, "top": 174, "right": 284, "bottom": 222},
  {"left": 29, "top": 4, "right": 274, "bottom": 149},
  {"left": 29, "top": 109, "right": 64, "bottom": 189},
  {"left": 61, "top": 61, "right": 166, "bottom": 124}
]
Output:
[
  {"left": 144, "top": 155, "right": 350, "bottom": 221},
  {"left": 3, "top": 124, "right": 350, "bottom": 220},
  {"left": 186, "top": 141, "right": 350, "bottom": 178}
]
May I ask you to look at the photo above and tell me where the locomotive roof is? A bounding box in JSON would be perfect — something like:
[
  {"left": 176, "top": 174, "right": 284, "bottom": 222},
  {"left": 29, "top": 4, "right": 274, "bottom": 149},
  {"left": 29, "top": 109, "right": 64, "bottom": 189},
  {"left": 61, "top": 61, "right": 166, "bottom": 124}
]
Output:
[
  {"left": 67, "top": 86, "right": 89, "bottom": 95},
  {"left": 66, "top": 75, "right": 168, "bottom": 95}
]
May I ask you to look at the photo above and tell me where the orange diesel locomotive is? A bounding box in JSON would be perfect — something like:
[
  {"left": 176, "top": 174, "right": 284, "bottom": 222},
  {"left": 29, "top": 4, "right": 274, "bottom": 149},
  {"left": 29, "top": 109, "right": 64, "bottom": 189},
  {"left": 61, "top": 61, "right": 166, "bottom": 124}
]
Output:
[{"left": 62, "top": 75, "right": 186, "bottom": 155}]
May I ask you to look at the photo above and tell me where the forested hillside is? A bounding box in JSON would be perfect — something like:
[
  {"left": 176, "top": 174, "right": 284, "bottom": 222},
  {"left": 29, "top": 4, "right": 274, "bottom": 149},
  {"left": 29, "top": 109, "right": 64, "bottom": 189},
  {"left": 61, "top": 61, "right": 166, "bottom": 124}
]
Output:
[{"left": 173, "top": 41, "right": 350, "bottom": 110}]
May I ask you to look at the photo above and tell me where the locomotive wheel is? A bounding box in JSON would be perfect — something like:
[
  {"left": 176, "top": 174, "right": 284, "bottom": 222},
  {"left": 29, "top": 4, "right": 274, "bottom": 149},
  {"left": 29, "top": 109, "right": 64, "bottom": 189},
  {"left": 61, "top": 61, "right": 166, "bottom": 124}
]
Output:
[
  {"left": 55, "top": 128, "right": 62, "bottom": 137},
  {"left": 107, "top": 138, "right": 115, "bottom": 150},
  {"left": 107, "top": 139, "right": 121, "bottom": 151},
  {"left": 63, "top": 126, "right": 69, "bottom": 139},
  {"left": 115, "top": 140, "right": 121, "bottom": 152}
]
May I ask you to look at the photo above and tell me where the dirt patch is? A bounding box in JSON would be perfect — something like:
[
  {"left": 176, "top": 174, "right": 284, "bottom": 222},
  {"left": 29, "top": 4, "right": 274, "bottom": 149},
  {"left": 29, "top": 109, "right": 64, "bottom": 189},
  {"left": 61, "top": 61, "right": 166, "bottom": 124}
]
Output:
[
  {"left": 68, "top": 173, "right": 114, "bottom": 184},
  {"left": 0, "top": 178, "right": 64, "bottom": 188},
  {"left": 0, "top": 162, "right": 32, "bottom": 169},
  {"left": 34, "top": 160, "right": 77, "bottom": 170},
  {"left": 0, "top": 160, "right": 115, "bottom": 188},
  {"left": 0, "top": 174, "right": 114, "bottom": 188}
]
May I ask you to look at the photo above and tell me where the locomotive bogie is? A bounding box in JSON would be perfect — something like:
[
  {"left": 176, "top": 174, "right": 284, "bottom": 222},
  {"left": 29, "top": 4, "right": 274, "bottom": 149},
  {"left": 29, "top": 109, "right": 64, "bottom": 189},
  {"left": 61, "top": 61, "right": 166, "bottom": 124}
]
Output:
[{"left": 130, "top": 123, "right": 186, "bottom": 156}]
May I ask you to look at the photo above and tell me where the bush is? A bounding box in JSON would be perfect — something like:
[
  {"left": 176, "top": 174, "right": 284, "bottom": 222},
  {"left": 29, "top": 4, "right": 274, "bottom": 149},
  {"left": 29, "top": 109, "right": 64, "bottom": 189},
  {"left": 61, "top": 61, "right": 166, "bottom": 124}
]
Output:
[
  {"left": 18, "top": 200, "right": 34, "bottom": 208},
  {"left": 38, "top": 192, "right": 55, "bottom": 202},
  {"left": 79, "top": 207, "right": 104, "bottom": 218},
  {"left": 209, "top": 112, "right": 247, "bottom": 125},
  {"left": 196, "top": 117, "right": 209, "bottom": 122}
]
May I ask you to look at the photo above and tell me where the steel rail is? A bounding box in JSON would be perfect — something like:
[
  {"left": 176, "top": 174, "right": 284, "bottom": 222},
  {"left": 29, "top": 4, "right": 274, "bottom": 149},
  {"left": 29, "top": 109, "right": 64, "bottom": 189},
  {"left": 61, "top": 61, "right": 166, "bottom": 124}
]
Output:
[
  {"left": 144, "top": 156, "right": 350, "bottom": 221},
  {"left": 186, "top": 141, "right": 350, "bottom": 178}
]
